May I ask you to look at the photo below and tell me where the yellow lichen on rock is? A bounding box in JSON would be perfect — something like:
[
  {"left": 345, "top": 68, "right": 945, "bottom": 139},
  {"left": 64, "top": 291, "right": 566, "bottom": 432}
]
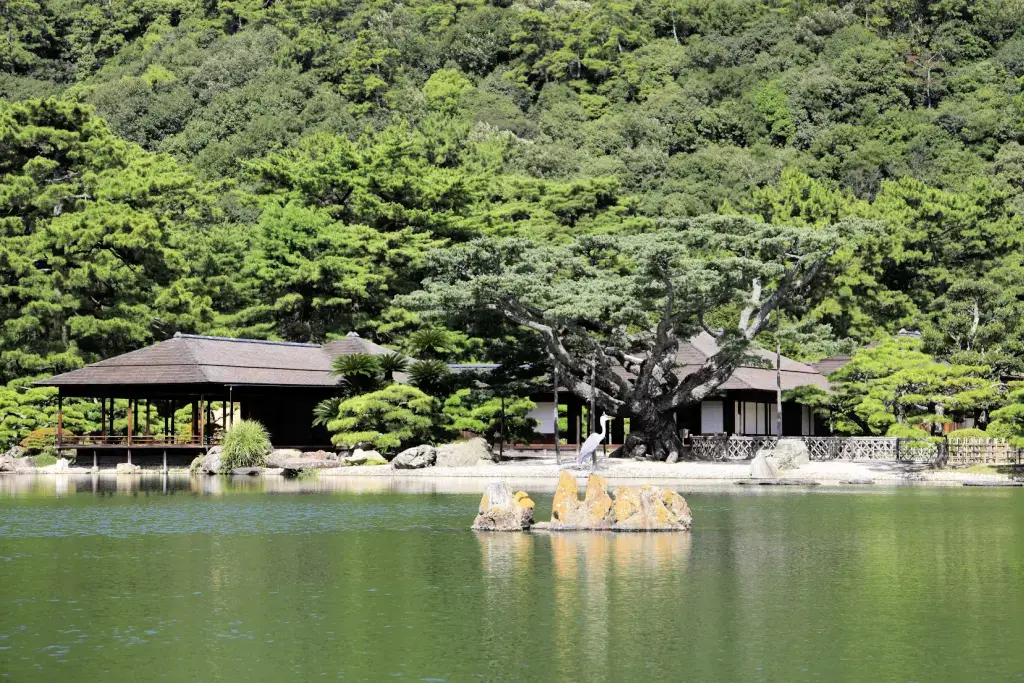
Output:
[
  {"left": 611, "top": 486, "right": 641, "bottom": 524},
  {"left": 582, "top": 474, "right": 613, "bottom": 526},
  {"left": 551, "top": 471, "right": 579, "bottom": 523}
]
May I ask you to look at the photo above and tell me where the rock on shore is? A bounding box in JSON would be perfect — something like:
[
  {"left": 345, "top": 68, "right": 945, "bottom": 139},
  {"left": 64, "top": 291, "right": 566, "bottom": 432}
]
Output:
[
  {"left": 437, "top": 438, "right": 493, "bottom": 467},
  {"left": 750, "top": 439, "right": 810, "bottom": 479},
  {"left": 471, "top": 481, "right": 535, "bottom": 531},
  {"left": 392, "top": 445, "right": 437, "bottom": 469}
]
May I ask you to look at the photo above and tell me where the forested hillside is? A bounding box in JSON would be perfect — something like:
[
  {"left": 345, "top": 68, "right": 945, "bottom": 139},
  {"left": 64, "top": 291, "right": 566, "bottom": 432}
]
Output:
[{"left": 3, "top": 0, "right": 1024, "bottom": 445}]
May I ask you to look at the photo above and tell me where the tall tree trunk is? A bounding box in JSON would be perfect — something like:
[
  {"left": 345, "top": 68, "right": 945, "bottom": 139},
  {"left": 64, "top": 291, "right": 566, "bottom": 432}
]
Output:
[{"left": 622, "top": 400, "right": 681, "bottom": 462}]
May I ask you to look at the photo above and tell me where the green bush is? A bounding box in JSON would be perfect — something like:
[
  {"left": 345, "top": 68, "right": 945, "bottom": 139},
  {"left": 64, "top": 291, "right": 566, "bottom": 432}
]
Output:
[
  {"left": 946, "top": 427, "right": 990, "bottom": 440},
  {"left": 20, "top": 427, "right": 57, "bottom": 453},
  {"left": 220, "top": 420, "right": 272, "bottom": 470},
  {"left": 327, "top": 384, "right": 440, "bottom": 452},
  {"left": 34, "top": 452, "right": 58, "bottom": 467}
]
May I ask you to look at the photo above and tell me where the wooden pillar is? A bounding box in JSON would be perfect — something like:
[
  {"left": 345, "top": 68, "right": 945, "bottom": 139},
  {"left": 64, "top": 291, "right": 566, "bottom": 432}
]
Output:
[
  {"left": 589, "top": 359, "right": 597, "bottom": 435},
  {"left": 199, "top": 395, "right": 205, "bottom": 446},
  {"left": 498, "top": 395, "right": 505, "bottom": 462},
  {"left": 191, "top": 400, "right": 198, "bottom": 443},
  {"left": 146, "top": 399, "right": 151, "bottom": 438},
  {"left": 221, "top": 401, "right": 226, "bottom": 440},
  {"left": 566, "top": 400, "right": 581, "bottom": 446},
  {"left": 553, "top": 362, "right": 561, "bottom": 465},
  {"left": 127, "top": 397, "right": 133, "bottom": 446},
  {"left": 57, "top": 393, "right": 64, "bottom": 449},
  {"left": 229, "top": 386, "right": 234, "bottom": 426},
  {"left": 611, "top": 418, "right": 625, "bottom": 445},
  {"left": 101, "top": 398, "right": 107, "bottom": 443}
]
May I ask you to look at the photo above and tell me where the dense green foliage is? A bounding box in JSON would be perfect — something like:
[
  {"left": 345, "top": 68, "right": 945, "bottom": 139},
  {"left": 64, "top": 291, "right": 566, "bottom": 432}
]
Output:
[
  {"left": 789, "top": 336, "right": 1003, "bottom": 435},
  {"left": 3, "top": 0, "right": 1024, "bottom": 445},
  {"left": 328, "top": 383, "right": 441, "bottom": 450},
  {"left": 220, "top": 419, "right": 272, "bottom": 469}
]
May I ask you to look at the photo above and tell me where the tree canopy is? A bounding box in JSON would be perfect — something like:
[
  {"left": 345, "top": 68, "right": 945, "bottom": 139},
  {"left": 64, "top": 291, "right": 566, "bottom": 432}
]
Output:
[{"left": 3, "top": 0, "right": 1024, "bottom": 449}]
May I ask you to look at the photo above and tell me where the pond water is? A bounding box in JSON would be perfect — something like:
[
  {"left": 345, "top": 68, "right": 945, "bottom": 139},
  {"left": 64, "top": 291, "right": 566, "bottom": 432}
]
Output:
[{"left": 2, "top": 475, "right": 1024, "bottom": 682}]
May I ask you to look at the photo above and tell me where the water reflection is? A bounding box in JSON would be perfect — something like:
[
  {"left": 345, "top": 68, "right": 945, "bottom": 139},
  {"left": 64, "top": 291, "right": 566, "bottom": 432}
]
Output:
[
  {"left": 1, "top": 472, "right": 742, "bottom": 497},
  {"left": 475, "top": 530, "right": 692, "bottom": 579}
]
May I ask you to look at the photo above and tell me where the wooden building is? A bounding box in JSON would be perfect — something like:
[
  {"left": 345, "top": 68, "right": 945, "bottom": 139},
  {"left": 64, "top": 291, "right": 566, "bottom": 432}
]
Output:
[
  {"left": 523, "top": 333, "right": 831, "bottom": 448},
  {"left": 38, "top": 332, "right": 398, "bottom": 462},
  {"left": 39, "top": 330, "right": 829, "bottom": 462}
]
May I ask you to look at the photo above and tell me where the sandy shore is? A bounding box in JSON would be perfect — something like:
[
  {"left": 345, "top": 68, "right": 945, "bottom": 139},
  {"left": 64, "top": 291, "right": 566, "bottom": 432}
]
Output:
[
  {"left": 320, "top": 455, "right": 1014, "bottom": 487},
  {"left": 4, "top": 455, "right": 1017, "bottom": 491}
]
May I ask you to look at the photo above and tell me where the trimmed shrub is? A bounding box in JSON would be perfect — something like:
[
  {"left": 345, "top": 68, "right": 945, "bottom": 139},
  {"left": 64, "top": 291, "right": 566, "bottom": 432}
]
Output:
[
  {"left": 947, "top": 427, "right": 989, "bottom": 440},
  {"left": 220, "top": 420, "right": 272, "bottom": 470},
  {"left": 20, "top": 428, "right": 57, "bottom": 453}
]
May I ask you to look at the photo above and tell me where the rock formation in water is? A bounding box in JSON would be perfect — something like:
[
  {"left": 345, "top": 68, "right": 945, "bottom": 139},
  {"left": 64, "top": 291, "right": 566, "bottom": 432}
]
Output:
[
  {"left": 471, "top": 481, "right": 536, "bottom": 531},
  {"left": 471, "top": 473, "right": 692, "bottom": 532},
  {"left": 543, "top": 472, "right": 692, "bottom": 531}
]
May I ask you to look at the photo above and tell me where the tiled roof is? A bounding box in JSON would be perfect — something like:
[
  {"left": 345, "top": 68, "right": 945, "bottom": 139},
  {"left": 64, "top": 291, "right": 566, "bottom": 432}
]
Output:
[
  {"left": 39, "top": 333, "right": 401, "bottom": 388},
  {"left": 673, "top": 333, "right": 828, "bottom": 391}
]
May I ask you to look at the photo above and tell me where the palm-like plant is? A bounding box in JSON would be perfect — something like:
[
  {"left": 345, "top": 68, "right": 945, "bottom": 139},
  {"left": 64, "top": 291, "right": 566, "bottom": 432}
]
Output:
[
  {"left": 408, "top": 359, "right": 452, "bottom": 396},
  {"left": 312, "top": 397, "right": 342, "bottom": 427},
  {"left": 408, "top": 328, "right": 455, "bottom": 360},
  {"left": 331, "top": 353, "right": 382, "bottom": 394},
  {"left": 377, "top": 352, "right": 409, "bottom": 381}
]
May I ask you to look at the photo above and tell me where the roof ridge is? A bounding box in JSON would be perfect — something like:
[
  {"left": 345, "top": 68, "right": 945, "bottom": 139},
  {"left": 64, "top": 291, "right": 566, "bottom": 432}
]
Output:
[{"left": 175, "top": 333, "right": 320, "bottom": 348}]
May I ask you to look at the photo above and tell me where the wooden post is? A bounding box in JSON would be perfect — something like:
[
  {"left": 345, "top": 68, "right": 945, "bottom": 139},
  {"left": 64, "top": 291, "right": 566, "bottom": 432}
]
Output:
[
  {"left": 57, "top": 393, "right": 64, "bottom": 450},
  {"left": 199, "top": 395, "right": 205, "bottom": 446},
  {"left": 229, "top": 386, "right": 234, "bottom": 426},
  {"left": 576, "top": 413, "right": 582, "bottom": 455},
  {"left": 589, "top": 359, "right": 597, "bottom": 435},
  {"left": 775, "top": 306, "right": 783, "bottom": 438},
  {"left": 171, "top": 400, "right": 176, "bottom": 444},
  {"left": 553, "top": 362, "right": 561, "bottom": 465},
  {"left": 191, "top": 400, "right": 198, "bottom": 443},
  {"left": 101, "top": 398, "right": 107, "bottom": 443},
  {"left": 146, "top": 399, "right": 151, "bottom": 438},
  {"left": 221, "top": 401, "right": 226, "bottom": 441},
  {"left": 498, "top": 395, "right": 505, "bottom": 462},
  {"left": 127, "top": 397, "right": 133, "bottom": 446}
]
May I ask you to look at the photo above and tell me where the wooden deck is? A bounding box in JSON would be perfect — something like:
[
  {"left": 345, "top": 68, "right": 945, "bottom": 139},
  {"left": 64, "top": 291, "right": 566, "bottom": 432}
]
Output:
[{"left": 60, "top": 435, "right": 218, "bottom": 449}]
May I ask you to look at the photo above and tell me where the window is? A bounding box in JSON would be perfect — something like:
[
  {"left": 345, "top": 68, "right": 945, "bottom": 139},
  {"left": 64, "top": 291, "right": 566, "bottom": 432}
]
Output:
[
  {"left": 700, "top": 401, "right": 724, "bottom": 434},
  {"left": 735, "top": 401, "right": 780, "bottom": 436},
  {"left": 801, "top": 405, "right": 815, "bottom": 436}
]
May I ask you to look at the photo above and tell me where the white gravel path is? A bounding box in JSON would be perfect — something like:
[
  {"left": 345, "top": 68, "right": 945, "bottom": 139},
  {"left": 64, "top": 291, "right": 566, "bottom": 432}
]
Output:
[{"left": 323, "top": 455, "right": 1015, "bottom": 487}]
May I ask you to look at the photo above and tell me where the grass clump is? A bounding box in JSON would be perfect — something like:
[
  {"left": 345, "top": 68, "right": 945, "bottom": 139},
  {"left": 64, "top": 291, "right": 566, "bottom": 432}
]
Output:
[
  {"left": 220, "top": 420, "right": 272, "bottom": 470},
  {"left": 33, "top": 452, "right": 58, "bottom": 467}
]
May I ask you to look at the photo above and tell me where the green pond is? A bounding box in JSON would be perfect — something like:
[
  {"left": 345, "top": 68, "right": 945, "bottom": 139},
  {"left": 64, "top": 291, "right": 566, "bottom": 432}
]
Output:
[{"left": 2, "top": 475, "right": 1024, "bottom": 682}]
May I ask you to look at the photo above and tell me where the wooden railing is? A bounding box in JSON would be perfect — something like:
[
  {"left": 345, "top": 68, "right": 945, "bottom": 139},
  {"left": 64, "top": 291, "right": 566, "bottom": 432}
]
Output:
[
  {"left": 688, "top": 435, "right": 1024, "bottom": 465},
  {"left": 60, "top": 434, "right": 218, "bottom": 447}
]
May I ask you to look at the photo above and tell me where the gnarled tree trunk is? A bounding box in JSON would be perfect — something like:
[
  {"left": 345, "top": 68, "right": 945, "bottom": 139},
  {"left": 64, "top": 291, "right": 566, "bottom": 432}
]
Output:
[{"left": 623, "top": 406, "right": 682, "bottom": 462}]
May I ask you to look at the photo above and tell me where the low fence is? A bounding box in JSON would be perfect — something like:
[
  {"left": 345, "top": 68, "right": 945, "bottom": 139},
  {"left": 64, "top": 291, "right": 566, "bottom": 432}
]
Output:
[{"left": 689, "top": 436, "right": 1024, "bottom": 465}]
